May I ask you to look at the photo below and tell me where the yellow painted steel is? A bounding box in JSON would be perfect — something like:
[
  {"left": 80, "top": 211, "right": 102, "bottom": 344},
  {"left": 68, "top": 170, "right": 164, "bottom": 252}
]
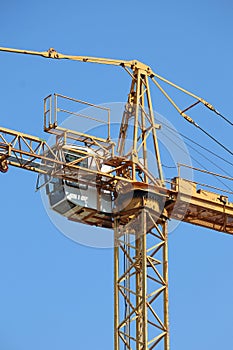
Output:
[
  {"left": 1, "top": 116, "right": 233, "bottom": 349},
  {"left": 0, "top": 45, "right": 218, "bottom": 116},
  {"left": 114, "top": 209, "right": 170, "bottom": 349},
  {"left": 0, "top": 45, "right": 232, "bottom": 350}
]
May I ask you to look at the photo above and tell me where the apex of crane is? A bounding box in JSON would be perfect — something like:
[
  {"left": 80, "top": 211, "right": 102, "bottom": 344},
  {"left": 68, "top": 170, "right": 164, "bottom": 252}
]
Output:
[{"left": 130, "top": 59, "right": 153, "bottom": 74}]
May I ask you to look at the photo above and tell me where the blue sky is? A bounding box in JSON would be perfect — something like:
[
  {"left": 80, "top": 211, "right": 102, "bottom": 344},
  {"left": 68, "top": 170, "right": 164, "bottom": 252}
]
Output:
[{"left": 0, "top": 1, "right": 233, "bottom": 349}]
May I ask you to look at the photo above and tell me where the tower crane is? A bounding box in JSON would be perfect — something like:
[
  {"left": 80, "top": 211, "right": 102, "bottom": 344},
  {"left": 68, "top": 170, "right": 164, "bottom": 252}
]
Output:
[{"left": 0, "top": 46, "right": 233, "bottom": 350}]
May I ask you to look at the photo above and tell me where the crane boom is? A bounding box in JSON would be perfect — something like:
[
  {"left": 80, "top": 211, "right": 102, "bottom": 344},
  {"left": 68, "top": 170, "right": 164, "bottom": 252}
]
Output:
[
  {"left": 0, "top": 45, "right": 144, "bottom": 68},
  {"left": 0, "top": 46, "right": 218, "bottom": 117}
]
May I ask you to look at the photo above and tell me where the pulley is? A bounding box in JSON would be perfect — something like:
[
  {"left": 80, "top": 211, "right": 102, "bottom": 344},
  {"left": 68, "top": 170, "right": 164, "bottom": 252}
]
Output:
[{"left": 0, "top": 159, "right": 8, "bottom": 173}]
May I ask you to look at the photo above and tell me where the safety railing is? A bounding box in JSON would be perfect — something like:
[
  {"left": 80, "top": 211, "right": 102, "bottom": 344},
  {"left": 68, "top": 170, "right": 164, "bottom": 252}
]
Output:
[
  {"left": 177, "top": 163, "right": 233, "bottom": 200},
  {"left": 44, "top": 93, "right": 111, "bottom": 141}
]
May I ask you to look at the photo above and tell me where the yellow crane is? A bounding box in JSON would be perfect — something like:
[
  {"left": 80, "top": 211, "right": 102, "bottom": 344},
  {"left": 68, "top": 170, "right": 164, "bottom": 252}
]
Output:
[{"left": 0, "top": 46, "right": 232, "bottom": 350}]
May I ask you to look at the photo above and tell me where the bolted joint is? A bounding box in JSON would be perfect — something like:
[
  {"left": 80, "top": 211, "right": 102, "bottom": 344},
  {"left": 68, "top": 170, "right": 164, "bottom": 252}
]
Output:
[
  {"left": 47, "top": 48, "right": 59, "bottom": 59},
  {"left": 132, "top": 151, "right": 138, "bottom": 161},
  {"left": 181, "top": 112, "right": 199, "bottom": 127},
  {"left": 200, "top": 98, "right": 215, "bottom": 111},
  {"left": 131, "top": 60, "right": 153, "bottom": 74}
]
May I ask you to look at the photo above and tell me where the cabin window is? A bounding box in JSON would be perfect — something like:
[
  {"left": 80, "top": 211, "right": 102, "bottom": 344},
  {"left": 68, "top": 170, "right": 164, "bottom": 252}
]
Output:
[
  {"left": 64, "top": 151, "right": 88, "bottom": 190},
  {"left": 65, "top": 152, "right": 88, "bottom": 168},
  {"left": 46, "top": 177, "right": 63, "bottom": 194}
]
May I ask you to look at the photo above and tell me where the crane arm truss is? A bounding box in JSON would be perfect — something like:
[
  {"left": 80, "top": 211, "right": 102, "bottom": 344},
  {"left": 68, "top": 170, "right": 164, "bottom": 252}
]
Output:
[
  {"left": 0, "top": 126, "right": 135, "bottom": 185},
  {"left": 0, "top": 126, "right": 52, "bottom": 173}
]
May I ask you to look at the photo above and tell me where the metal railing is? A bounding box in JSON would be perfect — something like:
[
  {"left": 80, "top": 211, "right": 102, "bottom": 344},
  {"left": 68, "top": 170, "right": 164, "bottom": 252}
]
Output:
[
  {"left": 44, "top": 93, "right": 111, "bottom": 140},
  {"left": 178, "top": 163, "right": 233, "bottom": 197}
]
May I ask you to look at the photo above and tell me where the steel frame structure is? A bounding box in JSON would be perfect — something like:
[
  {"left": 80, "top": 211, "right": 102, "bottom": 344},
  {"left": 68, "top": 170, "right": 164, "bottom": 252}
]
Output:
[
  {"left": 0, "top": 46, "right": 233, "bottom": 350},
  {"left": 114, "top": 209, "right": 169, "bottom": 350}
]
